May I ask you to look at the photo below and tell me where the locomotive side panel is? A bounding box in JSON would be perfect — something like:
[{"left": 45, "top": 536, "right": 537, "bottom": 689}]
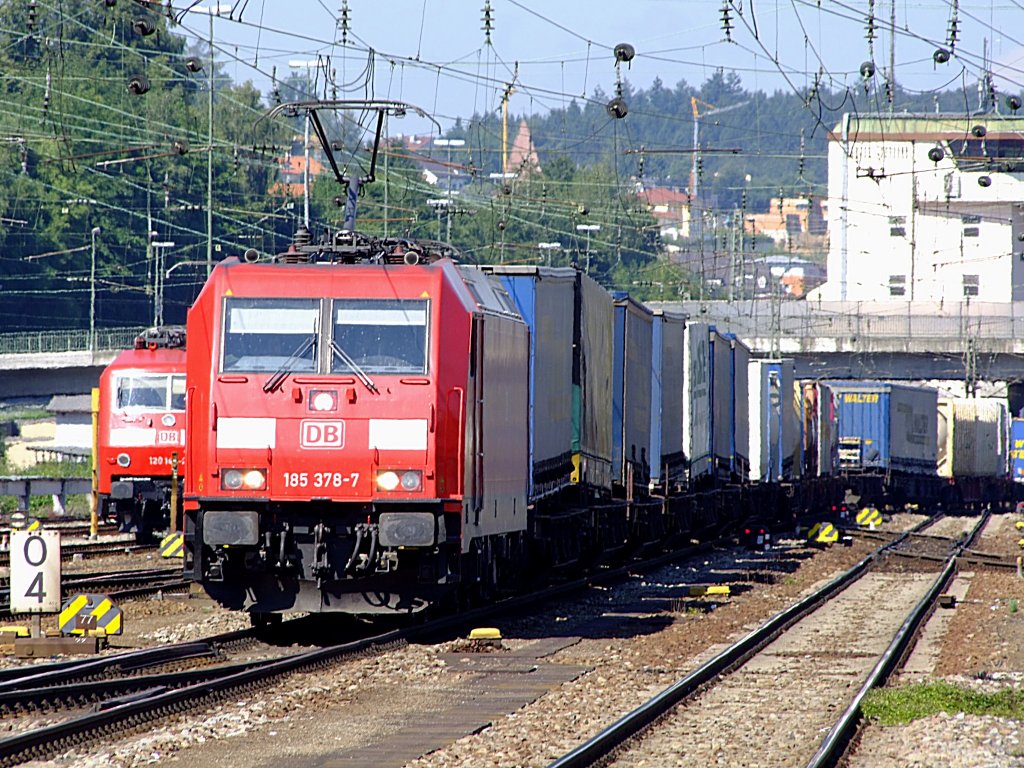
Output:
[{"left": 466, "top": 313, "right": 530, "bottom": 541}]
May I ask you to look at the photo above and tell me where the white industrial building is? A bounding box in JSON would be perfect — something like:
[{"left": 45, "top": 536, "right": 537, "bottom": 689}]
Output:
[{"left": 813, "top": 114, "right": 1024, "bottom": 302}]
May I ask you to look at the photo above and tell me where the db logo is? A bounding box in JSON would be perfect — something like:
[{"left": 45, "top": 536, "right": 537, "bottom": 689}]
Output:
[{"left": 300, "top": 420, "right": 345, "bottom": 449}]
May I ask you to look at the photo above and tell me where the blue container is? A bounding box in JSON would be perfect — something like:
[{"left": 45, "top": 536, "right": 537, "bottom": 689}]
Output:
[
  {"left": 487, "top": 266, "right": 577, "bottom": 500},
  {"left": 1011, "top": 418, "right": 1024, "bottom": 483},
  {"left": 827, "top": 381, "right": 937, "bottom": 475},
  {"left": 612, "top": 293, "right": 654, "bottom": 486}
]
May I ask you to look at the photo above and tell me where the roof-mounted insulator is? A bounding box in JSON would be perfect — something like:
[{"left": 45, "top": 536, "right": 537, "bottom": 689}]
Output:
[
  {"left": 27, "top": 1, "right": 37, "bottom": 35},
  {"left": 135, "top": 326, "right": 186, "bottom": 350},
  {"left": 293, "top": 225, "right": 312, "bottom": 248}
]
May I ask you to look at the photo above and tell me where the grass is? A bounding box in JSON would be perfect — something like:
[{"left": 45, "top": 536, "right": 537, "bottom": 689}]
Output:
[
  {"left": 0, "top": 408, "right": 51, "bottom": 422},
  {"left": 862, "top": 682, "right": 1024, "bottom": 725},
  {"left": 0, "top": 458, "right": 90, "bottom": 478}
]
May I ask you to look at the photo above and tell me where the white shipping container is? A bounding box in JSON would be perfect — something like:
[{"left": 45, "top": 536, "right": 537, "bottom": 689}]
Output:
[
  {"left": 748, "top": 359, "right": 799, "bottom": 481},
  {"left": 731, "top": 336, "right": 751, "bottom": 480},
  {"left": 937, "top": 397, "right": 1008, "bottom": 478}
]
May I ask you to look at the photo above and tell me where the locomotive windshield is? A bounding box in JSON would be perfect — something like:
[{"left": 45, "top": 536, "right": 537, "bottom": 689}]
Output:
[
  {"left": 222, "top": 298, "right": 319, "bottom": 373},
  {"left": 116, "top": 374, "right": 186, "bottom": 410},
  {"left": 332, "top": 299, "right": 429, "bottom": 375}
]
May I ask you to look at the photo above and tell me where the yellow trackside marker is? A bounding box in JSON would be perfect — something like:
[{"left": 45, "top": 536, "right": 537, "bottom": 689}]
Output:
[
  {"left": 0, "top": 627, "right": 29, "bottom": 638},
  {"left": 59, "top": 594, "right": 123, "bottom": 636},
  {"left": 469, "top": 627, "right": 502, "bottom": 641},
  {"left": 856, "top": 508, "right": 882, "bottom": 527},
  {"left": 160, "top": 532, "right": 184, "bottom": 558},
  {"left": 687, "top": 585, "right": 731, "bottom": 597},
  {"left": 1015, "top": 521, "right": 1024, "bottom": 530},
  {"left": 808, "top": 522, "right": 838, "bottom": 544},
  {"left": 26, "top": 519, "right": 40, "bottom": 532}
]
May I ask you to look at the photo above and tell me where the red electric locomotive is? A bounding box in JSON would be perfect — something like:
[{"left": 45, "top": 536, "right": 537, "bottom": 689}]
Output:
[
  {"left": 97, "top": 326, "right": 186, "bottom": 540},
  {"left": 184, "top": 234, "right": 530, "bottom": 617}
]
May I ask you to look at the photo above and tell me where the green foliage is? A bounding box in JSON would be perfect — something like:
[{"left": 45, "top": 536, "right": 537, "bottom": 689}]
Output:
[
  {"left": 862, "top": 682, "right": 1024, "bottom": 725},
  {"left": 0, "top": 4, "right": 290, "bottom": 331}
]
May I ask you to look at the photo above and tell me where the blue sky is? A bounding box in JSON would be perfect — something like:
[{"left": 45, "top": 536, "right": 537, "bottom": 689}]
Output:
[{"left": 177, "top": 1, "right": 1024, "bottom": 133}]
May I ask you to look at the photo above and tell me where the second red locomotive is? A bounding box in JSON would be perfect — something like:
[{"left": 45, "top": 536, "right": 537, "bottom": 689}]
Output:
[{"left": 97, "top": 326, "right": 186, "bottom": 540}]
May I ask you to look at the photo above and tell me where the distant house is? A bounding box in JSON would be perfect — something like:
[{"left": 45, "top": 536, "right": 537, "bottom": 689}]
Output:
[
  {"left": 269, "top": 137, "right": 325, "bottom": 198},
  {"left": 35, "top": 395, "right": 92, "bottom": 462},
  {"left": 744, "top": 197, "right": 827, "bottom": 248},
  {"left": 638, "top": 186, "right": 693, "bottom": 245}
]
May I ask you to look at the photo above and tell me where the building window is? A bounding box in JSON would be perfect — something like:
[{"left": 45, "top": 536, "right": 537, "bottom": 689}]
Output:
[
  {"left": 890, "top": 226, "right": 906, "bottom": 237},
  {"left": 963, "top": 226, "right": 979, "bottom": 237},
  {"left": 888, "top": 274, "right": 906, "bottom": 297},
  {"left": 963, "top": 274, "right": 979, "bottom": 297}
]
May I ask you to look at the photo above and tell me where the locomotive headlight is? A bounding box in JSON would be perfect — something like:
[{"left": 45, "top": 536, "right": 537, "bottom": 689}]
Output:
[
  {"left": 375, "top": 470, "right": 422, "bottom": 492},
  {"left": 309, "top": 389, "right": 338, "bottom": 412},
  {"left": 220, "top": 469, "right": 267, "bottom": 491},
  {"left": 242, "top": 469, "right": 267, "bottom": 490},
  {"left": 116, "top": 453, "right": 131, "bottom": 468}
]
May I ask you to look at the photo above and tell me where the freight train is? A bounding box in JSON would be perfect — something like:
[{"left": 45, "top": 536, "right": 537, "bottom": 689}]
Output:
[
  {"left": 178, "top": 231, "right": 1017, "bottom": 621},
  {"left": 180, "top": 233, "right": 844, "bottom": 620},
  {"left": 812, "top": 382, "right": 1015, "bottom": 511},
  {"left": 97, "top": 326, "right": 186, "bottom": 540}
]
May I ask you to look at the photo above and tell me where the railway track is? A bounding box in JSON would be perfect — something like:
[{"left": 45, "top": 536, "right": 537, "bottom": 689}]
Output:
[
  {"left": 0, "top": 533, "right": 731, "bottom": 766},
  {"left": 0, "top": 513, "right": 1017, "bottom": 767},
  {"left": 546, "top": 513, "right": 987, "bottom": 768},
  {"left": 0, "top": 565, "right": 187, "bottom": 618},
  {"left": 0, "top": 538, "right": 155, "bottom": 568}
]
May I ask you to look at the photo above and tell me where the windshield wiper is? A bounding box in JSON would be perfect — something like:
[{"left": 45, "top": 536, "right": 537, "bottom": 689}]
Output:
[
  {"left": 330, "top": 340, "right": 379, "bottom": 394},
  {"left": 263, "top": 334, "right": 316, "bottom": 393}
]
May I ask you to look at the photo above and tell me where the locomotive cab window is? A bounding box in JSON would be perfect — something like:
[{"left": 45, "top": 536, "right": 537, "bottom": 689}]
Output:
[
  {"left": 222, "top": 298, "right": 319, "bottom": 373},
  {"left": 170, "top": 375, "right": 186, "bottom": 410},
  {"left": 332, "top": 299, "right": 429, "bottom": 375},
  {"left": 116, "top": 374, "right": 179, "bottom": 410}
]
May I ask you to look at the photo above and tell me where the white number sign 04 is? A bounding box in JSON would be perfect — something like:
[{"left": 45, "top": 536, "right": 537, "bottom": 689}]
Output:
[{"left": 10, "top": 530, "right": 61, "bottom": 614}]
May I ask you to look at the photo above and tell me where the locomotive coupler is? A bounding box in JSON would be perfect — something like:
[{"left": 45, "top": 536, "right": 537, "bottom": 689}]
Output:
[{"left": 312, "top": 522, "right": 331, "bottom": 586}]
